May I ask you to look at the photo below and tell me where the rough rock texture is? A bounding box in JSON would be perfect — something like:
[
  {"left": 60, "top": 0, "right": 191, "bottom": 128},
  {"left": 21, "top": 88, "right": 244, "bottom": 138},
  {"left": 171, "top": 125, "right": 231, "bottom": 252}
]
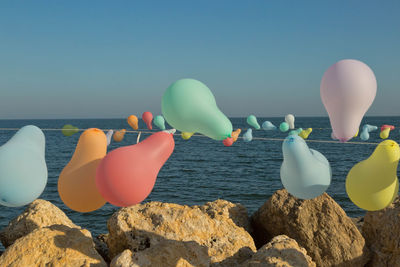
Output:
[
  {"left": 251, "top": 189, "right": 369, "bottom": 267},
  {"left": 0, "top": 199, "right": 78, "bottom": 247},
  {"left": 363, "top": 196, "right": 400, "bottom": 266},
  {"left": 110, "top": 240, "right": 210, "bottom": 267},
  {"left": 0, "top": 224, "right": 107, "bottom": 267},
  {"left": 350, "top": 217, "right": 364, "bottom": 232},
  {"left": 94, "top": 233, "right": 110, "bottom": 263},
  {"left": 243, "top": 235, "right": 316, "bottom": 267},
  {"left": 107, "top": 199, "right": 256, "bottom": 265}
]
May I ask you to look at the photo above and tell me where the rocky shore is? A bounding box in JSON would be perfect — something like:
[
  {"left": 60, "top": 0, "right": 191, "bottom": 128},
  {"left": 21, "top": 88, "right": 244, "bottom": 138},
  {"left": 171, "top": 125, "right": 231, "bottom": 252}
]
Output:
[{"left": 0, "top": 189, "right": 398, "bottom": 266}]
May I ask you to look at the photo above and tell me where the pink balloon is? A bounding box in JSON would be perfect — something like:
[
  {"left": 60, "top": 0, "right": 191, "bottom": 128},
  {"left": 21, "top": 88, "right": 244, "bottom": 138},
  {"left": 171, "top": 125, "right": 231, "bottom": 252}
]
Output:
[
  {"left": 142, "top": 111, "right": 153, "bottom": 130},
  {"left": 321, "top": 59, "right": 377, "bottom": 142},
  {"left": 95, "top": 131, "right": 175, "bottom": 207}
]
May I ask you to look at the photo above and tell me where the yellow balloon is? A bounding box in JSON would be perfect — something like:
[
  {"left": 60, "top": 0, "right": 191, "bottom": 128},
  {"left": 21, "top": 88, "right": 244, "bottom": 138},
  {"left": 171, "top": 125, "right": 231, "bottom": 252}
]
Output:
[
  {"left": 299, "top": 128, "right": 312, "bottom": 139},
  {"left": 346, "top": 140, "right": 399, "bottom": 211},
  {"left": 181, "top": 132, "right": 194, "bottom": 140},
  {"left": 354, "top": 129, "right": 359, "bottom": 137},
  {"left": 380, "top": 128, "right": 391, "bottom": 139},
  {"left": 113, "top": 129, "right": 126, "bottom": 142},
  {"left": 231, "top": 129, "right": 241, "bottom": 142}
]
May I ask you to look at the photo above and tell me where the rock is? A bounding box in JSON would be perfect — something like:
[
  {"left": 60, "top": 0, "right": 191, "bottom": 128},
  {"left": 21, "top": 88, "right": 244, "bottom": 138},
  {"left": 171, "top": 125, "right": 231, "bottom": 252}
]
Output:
[
  {"left": 363, "top": 196, "right": 400, "bottom": 266},
  {"left": 94, "top": 234, "right": 110, "bottom": 263},
  {"left": 110, "top": 240, "right": 210, "bottom": 267},
  {"left": 0, "top": 224, "right": 107, "bottom": 267},
  {"left": 107, "top": 199, "right": 256, "bottom": 264},
  {"left": 0, "top": 199, "right": 78, "bottom": 247},
  {"left": 243, "top": 235, "right": 316, "bottom": 267},
  {"left": 350, "top": 216, "right": 364, "bottom": 232},
  {"left": 251, "top": 189, "right": 369, "bottom": 267}
]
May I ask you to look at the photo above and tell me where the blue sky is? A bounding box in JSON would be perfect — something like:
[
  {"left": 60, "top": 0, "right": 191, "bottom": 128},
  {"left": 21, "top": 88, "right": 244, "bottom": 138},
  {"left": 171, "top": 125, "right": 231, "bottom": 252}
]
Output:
[{"left": 1, "top": 1, "right": 399, "bottom": 119}]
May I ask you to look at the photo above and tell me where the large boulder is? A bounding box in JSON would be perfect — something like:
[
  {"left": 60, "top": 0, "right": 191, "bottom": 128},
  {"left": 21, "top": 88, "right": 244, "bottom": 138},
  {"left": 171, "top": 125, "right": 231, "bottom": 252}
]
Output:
[
  {"left": 0, "top": 224, "right": 107, "bottom": 267},
  {"left": 107, "top": 199, "right": 256, "bottom": 265},
  {"left": 110, "top": 240, "right": 210, "bottom": 267},
  {"left": 363, "top": 196, "right": 400, "bottom": 266},
  {"left": 0, "top": 199, "right": 78, "bottom": 247},
  {"left": 251, "top": 189, "right": 369, "bottom": 267},
  {"left": 243, "top": 235, "right": 316, "bottom": 267}
]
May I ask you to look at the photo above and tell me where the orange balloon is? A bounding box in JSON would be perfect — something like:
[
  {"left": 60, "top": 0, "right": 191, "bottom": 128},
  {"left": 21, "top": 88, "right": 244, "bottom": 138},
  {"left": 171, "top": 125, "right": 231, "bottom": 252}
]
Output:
[
  {"left": 96, "top": 131, "right": 175, "bottom": 207},
  {"left": 113, "top": 129, "right": 126, "bottom": 142},
  {"left": 58, "top": 128, "right": 107, "bottom": 212},
  {"left": 127, "top": 115, "right": 139, "bottom": 130},
  {"left": 142, "top": 111, "right": 153, "bottom": 130},
  {"left": 231, "top": 129, "right": 241, "bottom": 142}
]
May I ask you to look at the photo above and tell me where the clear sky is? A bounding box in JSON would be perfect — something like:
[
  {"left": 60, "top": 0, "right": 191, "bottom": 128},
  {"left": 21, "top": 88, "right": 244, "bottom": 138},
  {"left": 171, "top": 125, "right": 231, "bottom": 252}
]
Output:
[{"left": 1, "top": 1, "right": 399, "bottom": 119}]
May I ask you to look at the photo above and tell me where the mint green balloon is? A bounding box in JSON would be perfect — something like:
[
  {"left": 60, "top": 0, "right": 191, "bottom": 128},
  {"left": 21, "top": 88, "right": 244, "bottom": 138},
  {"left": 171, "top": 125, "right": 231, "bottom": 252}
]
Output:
[
  {"left": 289, "top": 128, "right": 303, "bottom": 136},
  {"left": 162, "top": 79, "right": 233, "bottom": 140},
  {"left": 0, "top": 125, "right": 47, "bottom": 207},
  {"left": 153, "top": 115, "right": 166, "bottom": 130},
  {"left": 247, "top": 115, "right": 260, "bottom": 129},
  {"left": 280, "top": 122, "right": 289, "bottom": 132}
]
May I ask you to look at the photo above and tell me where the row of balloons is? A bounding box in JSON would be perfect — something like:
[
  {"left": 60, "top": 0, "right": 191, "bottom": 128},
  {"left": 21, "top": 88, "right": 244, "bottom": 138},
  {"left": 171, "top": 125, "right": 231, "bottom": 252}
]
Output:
[{"left": 0, "top": 58, "right": 396, "bottom": 213}]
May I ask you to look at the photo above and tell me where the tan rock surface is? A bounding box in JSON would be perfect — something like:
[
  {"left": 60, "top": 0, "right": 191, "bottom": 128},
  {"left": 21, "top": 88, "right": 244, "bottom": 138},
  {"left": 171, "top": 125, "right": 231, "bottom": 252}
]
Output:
[
  {"left": 0, "top": 199, "right": 78, "bottom": 247},
  {"left": 243, "top": 235, "right": 316, "bottom": 267},
  {"left": 0, "top": 224, "right": 107, "bottom": 267},
  {"left": 110, "top": 240, "right": 210, "bottom": 267},
  {"left": 363, "top": 196, "right": 400, "bottom": 266},
  {"left": 107, "top": 199, "right": 256, "bottom": 264},
  {"left": 251, "top": 189, "right": 369, "bottom": 267}
]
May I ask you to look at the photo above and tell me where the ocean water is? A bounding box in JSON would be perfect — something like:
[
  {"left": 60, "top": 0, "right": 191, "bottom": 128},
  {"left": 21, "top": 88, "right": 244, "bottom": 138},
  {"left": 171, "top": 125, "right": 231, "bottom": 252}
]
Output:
[{"left": 0, "top": 117, "right": 398, "bottom": 240}]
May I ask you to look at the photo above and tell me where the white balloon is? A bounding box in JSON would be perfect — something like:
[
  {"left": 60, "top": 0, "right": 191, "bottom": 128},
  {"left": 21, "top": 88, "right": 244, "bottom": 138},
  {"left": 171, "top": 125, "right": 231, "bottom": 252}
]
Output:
[{"left": 285, "top": 114, "right": 295, "bottom": 129}]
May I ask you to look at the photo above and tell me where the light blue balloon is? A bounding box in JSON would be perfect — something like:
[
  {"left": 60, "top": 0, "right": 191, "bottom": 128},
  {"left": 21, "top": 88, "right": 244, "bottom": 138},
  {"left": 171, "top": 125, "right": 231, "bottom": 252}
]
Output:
[
  {"left": 279, "top": 122, "right": 289, "bottom": 132},
  {"left": 0, "top": 125, "right": 47, "bottom": 207},
  {"left": 360, "top": 129, "right": 370, "bottom": 141},
  {"left": 280, "top": 135, "right": 331, "bottom": 199},
  {"left": 154, "top": 115, "right": 166, "bottom": 130},
  {"left": 288, "top": 128, "right": 303, "bottom": 136},
  {"left": 247, "top": 115, "right": 260, "bottom": 130},
  {"left": 262, "top": 121, "right": 276, "bottom": 131},
  {"left": 243, "top": 129, "right": 253, "bottom": 142},
  {"left": 362, "top": 124, "right": 378, "bottom": 132}
]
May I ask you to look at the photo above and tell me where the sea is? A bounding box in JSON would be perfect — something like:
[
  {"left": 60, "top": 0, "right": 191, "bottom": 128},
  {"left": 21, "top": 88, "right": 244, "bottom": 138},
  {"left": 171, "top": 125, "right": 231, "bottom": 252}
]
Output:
[{"left": 0, "top": 117, "right": 398, "bottom": 242}]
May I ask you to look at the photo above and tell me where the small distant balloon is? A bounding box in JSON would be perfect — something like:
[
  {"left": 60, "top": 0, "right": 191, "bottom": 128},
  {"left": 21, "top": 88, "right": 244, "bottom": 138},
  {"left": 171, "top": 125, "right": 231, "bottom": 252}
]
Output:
[
  {"left": 247, "top": 115, "right": 260, "bottom": 130},
  {"left": 231, "top": 129, "right": 241, "bottom": 142},
  {"left": 62, "top": 125, "right": 79, "bottom": 137},
  {"left": 279, "top": 122, "right": 289, "bottom": 132},
  {"left": 106, "top": 130, "right": 114, "bottom": 146},
  {"left": 262, "top": 121, "right": 276, "bottom": 131},
  {"left": 113, "top": 129, "right": 126, "bottom": 142},
  {"left": 299, "top": 128, "right": 312, "bottom": 139},
  {"left": 127, "top": 115, "right": 139, "bottom": 130},
  {"left": 181, "top": 132, "right": 194, "bottom": 140},
  {"left": 142, "top": 111, "right": 153, "bottom": 130},
  {"left": 154, "top": 115, "right": 166, "bottom": 130},
  {"left": 285, "top": 114, "right": 295, "bottom": 129},
  {"left": 288, "top": 128, "right": 303, "bottom": 136},
  {"left": 360, "top": 124, "right": 378, "bottom": 141},
  {"left": 243, "top": 129, "right": 253, "bottom": 142},
  {"left": 223, "top": 137, "right": 234, "bottom": 147},
  {"left": 380, "top": 125, "right": 395, "bottom": 139}
]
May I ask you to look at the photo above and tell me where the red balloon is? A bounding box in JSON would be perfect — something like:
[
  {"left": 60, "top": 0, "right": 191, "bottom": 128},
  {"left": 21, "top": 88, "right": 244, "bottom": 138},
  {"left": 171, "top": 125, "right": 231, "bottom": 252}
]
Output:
[
  {"left": 96, "top": 131, "right": 175, "bottom": 207},
  {"left": 142, "top": 111, "right": 153, "bottom": 130},
  {"left": 223, "top": 137, "right": 234, "bottom": 147}
]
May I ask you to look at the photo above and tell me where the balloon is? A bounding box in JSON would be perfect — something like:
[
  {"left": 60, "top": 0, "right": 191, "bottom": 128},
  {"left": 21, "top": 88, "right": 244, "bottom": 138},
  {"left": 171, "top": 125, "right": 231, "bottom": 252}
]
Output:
[
  {"left": 127, "top": 115, "right": 139, "bottom": 130},
  {"left": 299, "top": 128, "right": 312, "bottom": 139},
  {"left": 346, "top": 140, "right": 399, "bottom": 211},
  {"left": 288, "top": 128, "right": 303, "bottom": 136},
  {"left": 231, "top": 129, "right": 241, "bottom": 142},
  {"left": 279, "top": 122, "right": 289, "bottom": 132},
  {"left": 154, "top": 115, "right": 166, "bottom": 130},
  {"left": 113, "top": 129, "right": 126, "bottom": 142},
  {"left": 62, "top": 124, "right": 79, "bottom": 137},
  {"left": 0, "top": 126, "right": 47, "bottom": 207},
  {"left": 331, "top": 132, "right": 338, "bottom": 140},
  {"left": 360, "top": 124, "right": 378, "bottom": 141},
  {"left": 364, "top": 124, "right": 378, "bottom": 132},
  {"left": 247, "top": 115, "right": 260, "bottom": 130},
  {"left": 58, "top": 128, "right": 107, "bottom": 212},
  {"left": 243, "top": 129, "right": 253, "bottom": 142},
  {"left": 96, "top": 130, "right": 175, "bottom": 207},
  {"left": 162, "top": 79, "right": 232, "bottom": 140},
  {"left": 262, "top": 121, "right": 276, "bottom": 131},
  {"left": 181, "top": 132, "right": 194, "bottom": 140},
  {"left": 142, "top": 111, "right": 153, "bottom": 130},
  {"left": 223, "top": 137, "right": 234, "bottom": 147},
  {"left": 285, "top": 114, "right": 295, "bottom": 129},
  {"left": 380, "top": 125, "right": 395, "bottom": 139},
  {"left": 280, "top": 135, "right": 331, "bottom": 199},
  {"left": 320, "top": 59, "right": 377, "bottom": 142},
  {"left": 106, "top": 130, "right": 114, "bottom": 146}
]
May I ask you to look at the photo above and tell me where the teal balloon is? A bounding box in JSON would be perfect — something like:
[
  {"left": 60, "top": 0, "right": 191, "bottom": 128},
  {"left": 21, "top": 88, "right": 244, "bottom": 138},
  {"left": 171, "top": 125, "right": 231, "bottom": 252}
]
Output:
[
  {"left": 247, "top": 115, "right": 260, "bottom": 130},
  {"left": 262, "top": 121, "right": 276, "bottom": 130},
  {"left": 279, "top": 122, "right": 289, "bottom": 132},
  {"left": 0, "top": 125, "right": 48, "bottom": 207},
  {"left": 162, "top": 79, "right": 233, "bottom": 140},
  {"left": 154, "top": 115, "right": 166, "bottom": 130},
  {"left": 243, "top": 129, "right": 253, "bottom": 142},
  {"left": 288, "top": 128, "right": 303, "bottom": 136},
  {"left": 360, "top": 124, "right": 378, "bottom": 141},
  {"left": 280, "top": 135, "right": 331, "bottom": 199}
]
